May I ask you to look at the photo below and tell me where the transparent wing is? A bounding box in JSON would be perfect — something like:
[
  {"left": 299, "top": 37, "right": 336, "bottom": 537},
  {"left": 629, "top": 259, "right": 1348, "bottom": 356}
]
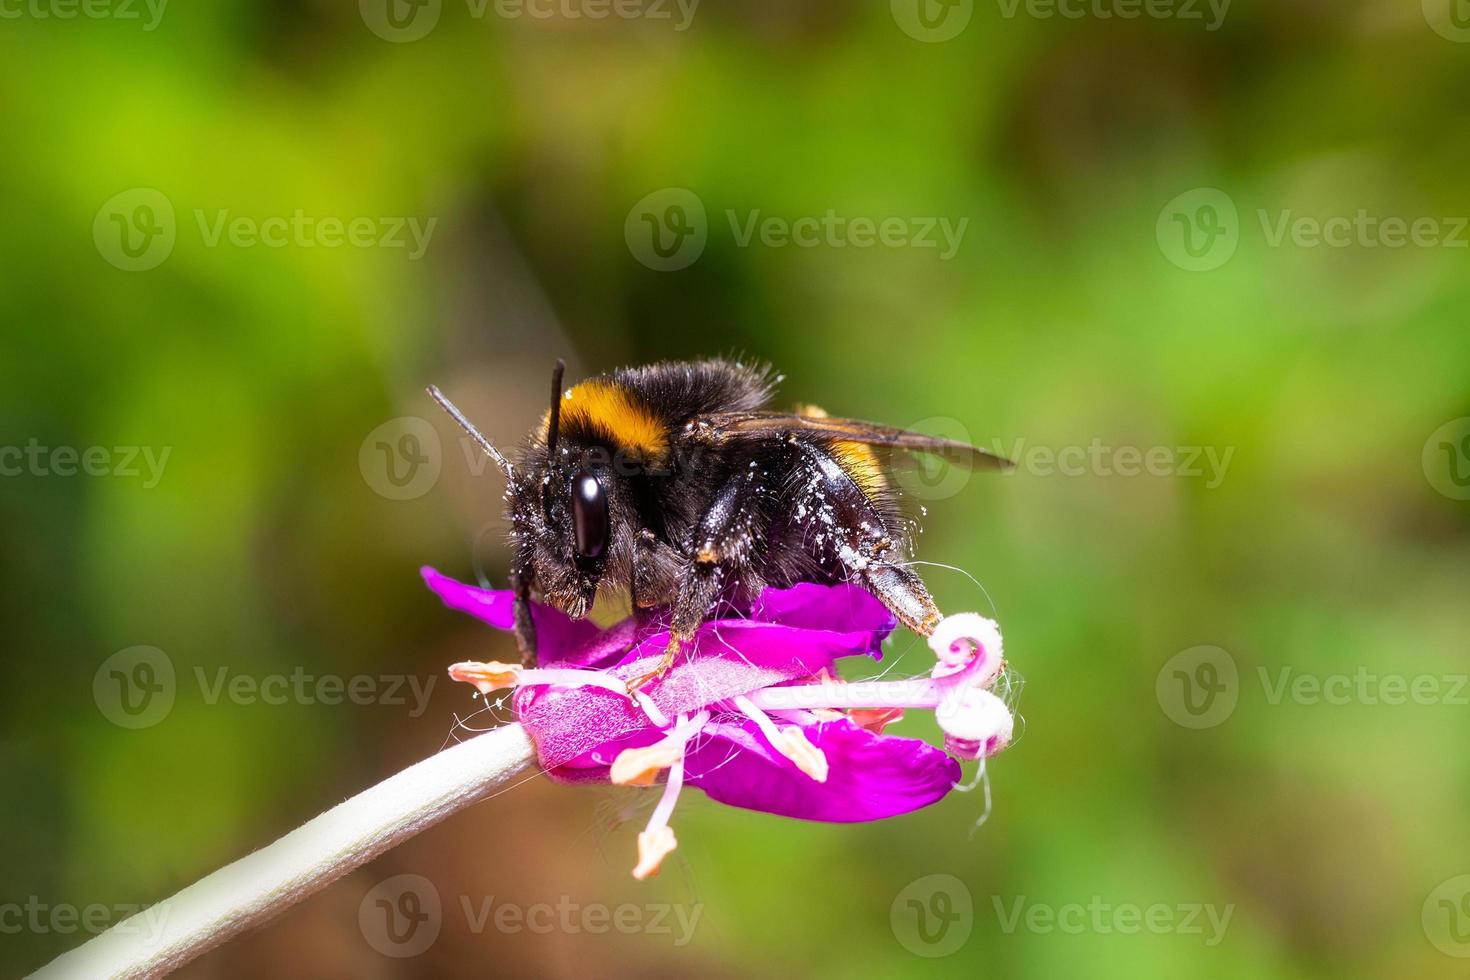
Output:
[{"left": 701, "top": 411, "right": 1014, "bottom": 471}]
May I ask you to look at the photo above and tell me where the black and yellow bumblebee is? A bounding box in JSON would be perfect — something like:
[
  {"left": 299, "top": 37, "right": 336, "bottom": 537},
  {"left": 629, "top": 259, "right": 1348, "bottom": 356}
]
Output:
[{"left": 429, "top": 358, "right": 1010, "bottom": 690}]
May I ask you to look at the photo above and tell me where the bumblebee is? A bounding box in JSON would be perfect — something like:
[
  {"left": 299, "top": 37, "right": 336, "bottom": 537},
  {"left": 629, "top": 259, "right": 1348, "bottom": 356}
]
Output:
[{"left": 429, "top": 358, "right": 1010, "bottom": 690}]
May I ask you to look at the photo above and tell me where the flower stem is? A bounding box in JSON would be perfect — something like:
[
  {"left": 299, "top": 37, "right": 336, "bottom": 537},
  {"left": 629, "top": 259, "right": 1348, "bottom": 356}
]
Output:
[{"left": 34, "top": 724, "right": 536, "bottom": 979}]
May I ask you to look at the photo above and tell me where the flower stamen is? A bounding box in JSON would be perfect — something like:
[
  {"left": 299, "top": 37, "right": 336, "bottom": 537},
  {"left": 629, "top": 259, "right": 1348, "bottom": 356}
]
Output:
[
  {"left": 611, "top": 743, "right": 682, "bottom": 787},
  {"left": 629, "top": 712, "right": 705, "bottom": 879},
  {"left": 448, "top": 661, "right": 670, "bottom": 728},
  {"left": 850, "top": 707, "right": 904, "bottom": 733},
  {"left": 610, "top": 711, "right": 709, "bottom": 786},
  {"left": 447, "top": 661, "right": 521, "bottom": 694},
  {"left": 734, "top": 695, "right": 829, "bottom": 782}
]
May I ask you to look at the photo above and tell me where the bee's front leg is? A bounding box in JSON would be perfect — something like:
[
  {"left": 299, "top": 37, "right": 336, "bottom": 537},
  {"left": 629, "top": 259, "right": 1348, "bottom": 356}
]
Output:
[
  {"left": 632, "top": 528, "right": 679, "bottom": 611},
  {"left": 510, "top": 566, "right": 538, "bottom": 667}
]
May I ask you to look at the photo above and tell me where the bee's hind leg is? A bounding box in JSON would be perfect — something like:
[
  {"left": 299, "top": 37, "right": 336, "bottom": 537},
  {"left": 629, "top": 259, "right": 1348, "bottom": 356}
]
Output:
[
  {"left": 792, "top": 443, "right": 942, "bottom": 638},
  {"left": 860, "top": 560, "right": 942, "bottom": 638}
]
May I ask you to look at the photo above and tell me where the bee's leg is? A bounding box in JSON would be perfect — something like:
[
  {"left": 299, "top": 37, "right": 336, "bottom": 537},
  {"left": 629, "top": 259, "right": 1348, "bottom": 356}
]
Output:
[
  {"left": 625, "top": 529, "right": 675, "bottom": 654},
  {"left": 626, "top": 475, "right": 762, "bottom": 692},
  {"left": 510, "top": 566, "right": 538, "bottom": 667},
  {"left": 861, "top": 557, "right": 942, "bottom": 638},
  {"left": 794, "top": 444, "right": 942, "bottom": 637},
  {"left": 632, "top": 528, "right": 679, "bottom": 610},
  {"left": 625, "top": 567, "right": 726, "bottom": 693}
]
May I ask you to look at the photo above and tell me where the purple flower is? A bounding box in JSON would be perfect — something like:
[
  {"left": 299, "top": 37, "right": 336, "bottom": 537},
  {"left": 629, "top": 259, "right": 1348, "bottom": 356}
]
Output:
[{"left": 423, "top": 567, "right": 1016, "bottom": 878}]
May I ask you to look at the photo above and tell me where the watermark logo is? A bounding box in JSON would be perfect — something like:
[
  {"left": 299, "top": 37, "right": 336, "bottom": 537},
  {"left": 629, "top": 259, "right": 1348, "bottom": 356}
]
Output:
[
  {"left": 360, "top": 0, "right": 441, "bottom": 41},
  {"left": 625, "top": 187, "right": 707, "bottom": 271},
  {"left": 1423, "top": 875, "right": 1470, "bottom": 957},
  {"left": 94, "top": 649, "right": 437, "bottom": 728},
  {"left": 1423, "top": 418, "right": 1470, "bottom": 501},
  {"left": 360, "top": 874, "right": 442, "bottom": 957},
  {"left": 93, "top": 646, "right": 176, "bottom": 729},
  {"left": 94, "top": 188, "right": 176, "bottom": 272},
  {"left": 1157, "top": 188, "right": 1239, "bottom": 272},
  {"left": 1423, "top": 0, "right": 1470, "bottom": 42},
  {"left": 891, "top": 874, "right": 973, "bottom": 957},
  {"left": 892, "top": 417, "right": 978, "bottom": 502},
  {"left": 360, "top": 416, "right": 442, "bottom": 500},
  {"left": 358, "top": 876, "right": 702, "bottom": 953},
  {"left": 891, "top": 0, "right": 973, "bottom": 42},
  {"left": 1161, "top": 188, "right": 1468, "bottom": 271},
  {"left": 625, "top": 189, "right": 969, "bottom": 270},
  {"left": 1159, "top": 648, "right": 1468, "bottom": 728},
  {"left": 94, "top": 190, "right": 437, "bottom": 270},
  {"left": 1156, "top": 645, "right": 1238, "bottom": 729}
]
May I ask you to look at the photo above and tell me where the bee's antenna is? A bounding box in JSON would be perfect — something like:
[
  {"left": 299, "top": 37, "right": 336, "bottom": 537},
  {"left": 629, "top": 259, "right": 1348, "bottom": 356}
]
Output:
[
  {"left": 425, "top": 385, "right": 515, "bottom": 482},
  {"left": 545, "top": 359, "right": 566, "bottom": 459}
]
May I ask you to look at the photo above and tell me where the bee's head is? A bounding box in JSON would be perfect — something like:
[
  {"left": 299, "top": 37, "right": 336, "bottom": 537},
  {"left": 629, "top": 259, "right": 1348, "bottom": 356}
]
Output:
[
  {"left": 505, "top": 441, "right": 620, "bottom": 620},
  {"left": 506, "top": 360, "right": 640, "bottom": 619},
  {"left": 429, "top": 364, "right": 631, "bottom": 621}
]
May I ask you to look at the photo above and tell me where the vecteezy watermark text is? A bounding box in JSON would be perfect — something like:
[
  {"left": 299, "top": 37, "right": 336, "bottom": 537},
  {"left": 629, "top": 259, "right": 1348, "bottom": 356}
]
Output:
[
  {"left": 94, "top": 188, "right": 438, "bottom": 272},
  {"left": 358, "top": 875, "right": 702, "bottom": 957},
  {"left": 0, "top": 0, "right": 167, "bottom": 29},
  {"left": 1157, "top": 645, "right": 1469, "bottom": 729},
  {"left": 992, "top": 896, "right": 1234, "bottom": 945},
  {"left": 623, "top": 188, "right": 971, "bottom": 271},
  {"left": 192, "top": 210, "right": 436, "bottom": 258},
  {"left": 194, "top": 667, "right": 436, "bottom": 716},
  {"left": 993, "top": 438, "right": 1235, "bottom": 488},
  {"left": 486, "top": 0, "right": 698, "bottom": 28},
  {"left": 1257, "top": 209, "right": 1469, "bottom": 250},
  {"left": 0, "top": 440, "right": 170, "bottom": 488},
  {"left": 359, "top": 0, "right": 698, "bottom": 42},
  {"left": 1158, "top": 187, "right": 1470, "bottom": 272},
  {"left": 0, "top": 897, "right": 171, "bottom": 942},
  {"left": 93, "top": 646, "right": 437, "bottom": 729},
  {"left": 726, "top": 210, "right": 969, "bottom": 260},
  {"left": 994, "top": 0, "right": 1229, "bottom": 30}
]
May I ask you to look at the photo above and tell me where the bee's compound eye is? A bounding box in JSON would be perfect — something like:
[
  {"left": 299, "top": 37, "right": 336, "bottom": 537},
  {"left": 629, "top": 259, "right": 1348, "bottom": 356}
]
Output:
[{"left": 570, "top": 469, "right": 608, "bottom": 562}]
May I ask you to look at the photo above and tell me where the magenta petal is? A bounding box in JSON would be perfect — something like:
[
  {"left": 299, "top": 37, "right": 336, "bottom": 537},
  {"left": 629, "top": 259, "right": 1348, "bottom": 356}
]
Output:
[
  {"left": 420, "top": 567, "right": 608, "bottom": 660},
  {"left": 516, "top": 621, "right": 871, "bottom": 769},
  {"left": 750, "top": 582, "right": 897, "bottom": 641},
  {"left": 684, "top": 718, "right": 960, "bottom": 822},
  {"left": 424, "top": 568, "right": 962, "bottom": 814}
]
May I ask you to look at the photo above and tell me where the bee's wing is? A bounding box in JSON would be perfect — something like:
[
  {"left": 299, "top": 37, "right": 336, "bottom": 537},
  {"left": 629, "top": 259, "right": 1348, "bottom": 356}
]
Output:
[{"left": 701, "top": 411, "right": 1014, "bottom": 471}]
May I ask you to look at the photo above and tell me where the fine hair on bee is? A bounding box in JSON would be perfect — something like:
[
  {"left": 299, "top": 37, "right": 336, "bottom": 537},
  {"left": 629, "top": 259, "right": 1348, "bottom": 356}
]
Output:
[{"left": 428, "top": 357, "right": 1012, "bottom": 692}]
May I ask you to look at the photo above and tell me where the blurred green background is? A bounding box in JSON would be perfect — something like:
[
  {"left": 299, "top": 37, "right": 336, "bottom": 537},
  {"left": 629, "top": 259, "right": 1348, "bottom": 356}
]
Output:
[{"left": 4, "top": 1, "right": 1470, "bottom": 976}]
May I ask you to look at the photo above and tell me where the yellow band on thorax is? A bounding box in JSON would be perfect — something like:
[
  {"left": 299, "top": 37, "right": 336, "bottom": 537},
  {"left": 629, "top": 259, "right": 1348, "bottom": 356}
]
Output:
[{"left": 542, "top": 380, "right": 669, "bottom": 460}]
